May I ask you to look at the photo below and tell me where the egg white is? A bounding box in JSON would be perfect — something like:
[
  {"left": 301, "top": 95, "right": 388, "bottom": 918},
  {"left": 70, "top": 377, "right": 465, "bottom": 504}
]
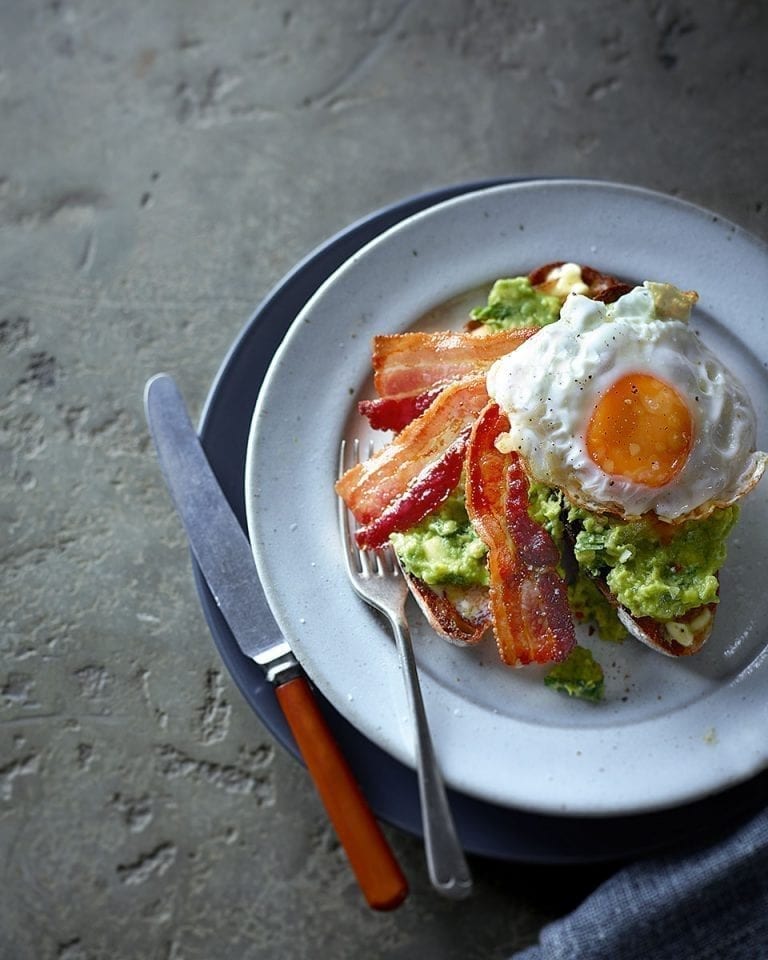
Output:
[{"left": 486, "top": 283, "right": 767, "bottom": 521}]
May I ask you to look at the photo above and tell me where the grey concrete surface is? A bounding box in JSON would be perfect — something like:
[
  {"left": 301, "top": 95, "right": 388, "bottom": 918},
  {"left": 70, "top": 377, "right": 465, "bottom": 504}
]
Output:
[{"left": 1, "top": 1, "right": 766, "bottom": 957}]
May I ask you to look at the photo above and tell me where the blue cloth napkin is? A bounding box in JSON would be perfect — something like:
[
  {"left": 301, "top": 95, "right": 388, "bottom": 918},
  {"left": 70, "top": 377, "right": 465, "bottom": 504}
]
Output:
[{"left": 512, "top": 803, "right": 768, "bottom": 960}]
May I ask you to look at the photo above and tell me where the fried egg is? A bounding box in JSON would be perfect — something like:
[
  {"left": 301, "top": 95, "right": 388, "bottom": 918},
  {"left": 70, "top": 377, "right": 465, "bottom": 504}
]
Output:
[{"left": 486, "top": 282, "right": 767, "bottom": 522}]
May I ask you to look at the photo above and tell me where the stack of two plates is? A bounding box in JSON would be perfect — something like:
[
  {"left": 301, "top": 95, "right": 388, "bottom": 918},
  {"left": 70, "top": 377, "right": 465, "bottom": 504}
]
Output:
[{"left": 195, "top": 179, "right": 768, "bottom": 863}]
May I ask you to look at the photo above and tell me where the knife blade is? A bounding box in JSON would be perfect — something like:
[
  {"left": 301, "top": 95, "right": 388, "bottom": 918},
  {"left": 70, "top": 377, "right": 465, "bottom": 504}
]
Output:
[{"left": 143, "top": 373, "right": 408, "bottom": 911}]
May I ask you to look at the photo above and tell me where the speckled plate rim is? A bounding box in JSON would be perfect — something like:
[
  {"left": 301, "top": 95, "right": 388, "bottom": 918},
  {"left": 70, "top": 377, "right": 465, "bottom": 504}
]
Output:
[{"left": 245, "top": 178, "right": 768, "bottom": 818}]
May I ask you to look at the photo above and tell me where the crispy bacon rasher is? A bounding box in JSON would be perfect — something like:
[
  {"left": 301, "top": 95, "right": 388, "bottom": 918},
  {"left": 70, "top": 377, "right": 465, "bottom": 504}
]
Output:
[
  {"left": 354, "top": 426, "right": 471, "bottom": 550},
  {"left": 336, "top": 375, "right": 489, "bottom": 526},
  {"left": 465, "top": 402, "right": 576, "bottom": 666},
  {"left": 371, "top": 328, "right": 537, "bottom": 400},
  {"left": 358, "top": 387, "right": 442, "bottom": 433}
]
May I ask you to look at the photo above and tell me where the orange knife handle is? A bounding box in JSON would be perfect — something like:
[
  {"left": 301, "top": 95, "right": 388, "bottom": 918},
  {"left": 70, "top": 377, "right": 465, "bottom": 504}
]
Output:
[{"left": 275, "top": 675, "right": 408, "bottom": 911}]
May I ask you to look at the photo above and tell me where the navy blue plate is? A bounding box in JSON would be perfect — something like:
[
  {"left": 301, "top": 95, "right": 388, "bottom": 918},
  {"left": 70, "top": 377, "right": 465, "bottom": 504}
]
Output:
[{"left": 192, "top": 179, "right": 767, "bottom": 863}]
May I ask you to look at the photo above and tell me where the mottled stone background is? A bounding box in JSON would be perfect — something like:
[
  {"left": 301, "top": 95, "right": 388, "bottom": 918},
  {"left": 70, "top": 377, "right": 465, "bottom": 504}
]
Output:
[{"left": 1, "top": 1, "right": 766, "bottom": 958}]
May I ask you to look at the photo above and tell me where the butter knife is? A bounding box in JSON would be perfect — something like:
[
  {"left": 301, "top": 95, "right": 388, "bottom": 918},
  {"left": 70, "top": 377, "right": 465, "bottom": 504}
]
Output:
[{"left": 143, "top": 373, "right": 408, "bottom": 911}]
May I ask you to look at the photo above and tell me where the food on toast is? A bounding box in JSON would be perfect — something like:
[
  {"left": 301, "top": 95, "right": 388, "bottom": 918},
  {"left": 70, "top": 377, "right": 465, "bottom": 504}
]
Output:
[{"left": 336, "top": 262, "right": 767, "bottom": 695}]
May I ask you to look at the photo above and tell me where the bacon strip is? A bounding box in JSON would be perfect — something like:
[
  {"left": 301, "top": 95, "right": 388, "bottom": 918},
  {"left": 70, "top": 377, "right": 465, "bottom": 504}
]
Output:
[
  {"left": 358, "top": 387, "right": 442, "bottom": 432},
  {"left": 372, "top": 328, "right": 537, "bottom": 399},
  {"left": 465, "top": 402, "right": 576, "bottom": 666},
  {"left": 355, "top": 427, "right": 470, "bottom": 549},
  {"left": 336, "top": 376, "right": 488, "bottom": 525}
]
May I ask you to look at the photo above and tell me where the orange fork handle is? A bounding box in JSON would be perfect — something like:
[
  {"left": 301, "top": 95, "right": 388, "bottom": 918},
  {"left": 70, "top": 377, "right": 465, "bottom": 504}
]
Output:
[{"left": 275, "top": 675, "right": 409, "bottom": 910}]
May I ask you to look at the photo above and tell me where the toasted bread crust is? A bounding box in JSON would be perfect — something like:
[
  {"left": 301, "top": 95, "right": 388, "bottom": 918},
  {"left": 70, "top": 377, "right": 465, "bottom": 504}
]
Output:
[
  {"left": 589, "top": 574, "right": 717, "bottom": 656},
  {"left": 404, "top": 573, "right": 490, "bottom": 647},
  {"left": 616, "top": 603, "right": 716, "bottom": 657}
]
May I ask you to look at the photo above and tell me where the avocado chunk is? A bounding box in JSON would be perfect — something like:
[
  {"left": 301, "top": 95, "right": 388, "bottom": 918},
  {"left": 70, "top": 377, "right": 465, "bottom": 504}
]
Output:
[{"left": 545, "top": 646, "right": 605, "bottom": 702}]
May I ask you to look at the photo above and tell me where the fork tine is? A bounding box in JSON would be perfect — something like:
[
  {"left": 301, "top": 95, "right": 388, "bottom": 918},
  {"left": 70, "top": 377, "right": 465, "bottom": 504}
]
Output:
[
  {"left": 337, "top": 440, "right": 357, "bottom": 572},
  {"left": 375, "top": 543, "right": 397, "bottom": 576},
  {"left": 338, "top": 434, "right": 409, "bottom": 608},
  {"left": 371, "top": 549, "right": 386, "bottom": 577},
  {"left": 338, "top": 438, "right": 373, "bottom": 580},
  {"left": 359, "top": 545, "right": 375, "bottom": 577},
  {"left": 339, "top": 435, "right": 372, "bottom": 569}
]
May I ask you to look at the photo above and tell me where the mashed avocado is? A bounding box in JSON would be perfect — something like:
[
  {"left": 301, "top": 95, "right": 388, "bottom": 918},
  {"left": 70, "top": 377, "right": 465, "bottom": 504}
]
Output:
[
  {"left": 390, "top": 486, "right": 488, "bottom": 587},
  {"left": 545, "top": 646, "right": 605, "bottom": 702},
  {"left": 528, "top": 483, "right": 739, "bottom": 624},
  {"left": 470, "top": 277, "right": 561, "bottom": 331},
  {"left": 574, "top": 507, "right": 737, "bottom": 620}
]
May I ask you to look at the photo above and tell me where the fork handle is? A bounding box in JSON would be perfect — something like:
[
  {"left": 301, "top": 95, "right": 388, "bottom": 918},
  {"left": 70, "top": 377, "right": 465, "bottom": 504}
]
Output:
[
  {"left": 391, "top": 617, "right": 473, "bottom": 899},
  {"left": 275, "top": 674, "right": 409, "bottom": 911}
]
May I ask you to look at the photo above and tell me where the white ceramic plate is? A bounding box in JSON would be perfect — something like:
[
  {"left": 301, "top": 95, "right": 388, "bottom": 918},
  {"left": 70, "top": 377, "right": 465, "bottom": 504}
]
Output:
[{"left": 246, "top": 179, "right": 768, "bottom": 817}]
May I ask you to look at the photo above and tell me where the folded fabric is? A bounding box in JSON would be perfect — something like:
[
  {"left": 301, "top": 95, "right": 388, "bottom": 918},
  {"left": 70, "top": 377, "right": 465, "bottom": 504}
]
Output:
[{"left": 511, "top": 803, "right": 768, "bottom": 960}]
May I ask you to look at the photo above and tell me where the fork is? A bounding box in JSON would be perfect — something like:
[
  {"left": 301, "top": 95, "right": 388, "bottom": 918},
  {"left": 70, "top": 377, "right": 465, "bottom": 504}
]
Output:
[{"left": 338, "top": 439, "right": 473, "bottom": 900}]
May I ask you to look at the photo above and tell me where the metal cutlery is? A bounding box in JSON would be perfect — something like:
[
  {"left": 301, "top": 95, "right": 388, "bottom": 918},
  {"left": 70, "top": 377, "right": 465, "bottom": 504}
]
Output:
[
  {"left": 144, "top": 373, "right": 408, "bottom": 911},
  {"left": 338, "top": 438, "right": 473, "bottom": 899}
]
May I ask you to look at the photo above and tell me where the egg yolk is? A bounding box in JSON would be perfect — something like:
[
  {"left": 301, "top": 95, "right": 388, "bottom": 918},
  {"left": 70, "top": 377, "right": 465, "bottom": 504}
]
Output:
[{"left": 585, "top": 373, "right": 693, "bottom": 487}]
